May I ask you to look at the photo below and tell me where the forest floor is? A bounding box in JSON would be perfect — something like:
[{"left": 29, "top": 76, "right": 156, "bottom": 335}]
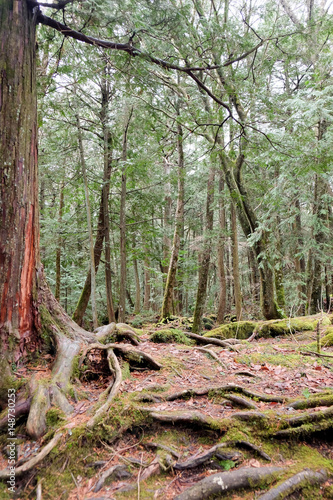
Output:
[{"left": 1, "top": 316, "right": 333, "bottom": 499}]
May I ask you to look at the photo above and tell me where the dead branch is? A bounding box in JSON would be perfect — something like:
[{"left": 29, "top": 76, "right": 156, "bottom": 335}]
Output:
[
  {"left": 259, "top": 468, "right": 327, "bottom": 499},
  {"left": 174, "top": 466, "right": 285, "bottom": 500},
  {"left": 300, "top": 350, "right": 333, "bottom": 359}
]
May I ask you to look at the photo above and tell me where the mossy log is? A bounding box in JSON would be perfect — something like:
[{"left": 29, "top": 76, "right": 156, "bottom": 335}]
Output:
[
  {"left": 174, "top": 466, "right": 285, "bottom": 500},
  {"left": 259, "top": 468, "right": 327, "bottom": 499}
]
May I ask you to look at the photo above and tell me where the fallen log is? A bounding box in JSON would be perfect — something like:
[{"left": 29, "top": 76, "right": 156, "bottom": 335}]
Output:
[{"left": 174, "top": 466, "right": 285, "bottom": 500}]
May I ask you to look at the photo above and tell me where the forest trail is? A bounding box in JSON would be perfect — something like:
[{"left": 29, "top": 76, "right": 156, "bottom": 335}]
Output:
[{"left": 1, "top": 315, "right": 333, "bottom": 499}]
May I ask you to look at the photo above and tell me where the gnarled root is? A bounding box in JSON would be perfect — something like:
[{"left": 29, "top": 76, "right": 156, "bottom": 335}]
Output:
[
  {"left": 87, "top": 348, "right": 122, "bottom": 428},
  {"left": 259, "top": 468, "right": 327, "bottom": 499},
  {"left": 174, "top": 466, "right": 285, "bottom": 500}
]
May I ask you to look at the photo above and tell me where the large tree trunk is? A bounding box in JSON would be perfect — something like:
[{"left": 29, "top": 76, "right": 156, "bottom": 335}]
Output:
[{"left": 0, "top": 0, "right": 40, "bottom": 361}]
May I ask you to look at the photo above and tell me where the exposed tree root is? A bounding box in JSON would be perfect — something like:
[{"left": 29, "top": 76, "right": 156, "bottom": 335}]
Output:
[
  {"left": 194, "top": 347, "right": 227, "bottom": 368},
  {"left": 0, "top": 396, "right": 32, "bottom": 430},
  {"left": 259, "top": 468, "right": 328, "bottom": 499},
  {"left": 86, "top": 348, "right": 122, "bottom": 428},
  {"left": 137, "top": 384, "right": 286, "bottom": 404},
  {"left": 0, "top": 432, "right": 63, "bottom": 479},
  {"left": 184, "top": 332, "right": 240, "bottom": 349},
  {"left": 223, "top": 440, "right": 272, "bottom": 461},
  {"left": 79, "top": 342, "right": 162, "bottom": 371},
  {"left": 286, "top": 406, "right": 333, "bottom": 427},
  {"left": 95, "top": 322, "right": 140, "bottom": 345},
  {"left": 223, "top": 394, "right": 257, "bottom": 409},
  {"left": 148, "top": 409, "right": 215, "bottom": 427},
  {"left": 93, "top": 464, "right": 131, "bottom": 492},
  {"left": 144, "top": 442, "right": 181, "bottom": 458},
  {"left": 174, "top": 445, "right": 243, "bottom": 470},
  {"left": 274, "top": 419, "right": 333, "bottom": 438},
  {"left": 231, "top": 411, "right": 268, "bottom": 421},
  {"left": 173, "top": 466, "right": 285, "bottom": 500},
  {"left": 288, "top": 392, "right": 333, "bottom": 410}
]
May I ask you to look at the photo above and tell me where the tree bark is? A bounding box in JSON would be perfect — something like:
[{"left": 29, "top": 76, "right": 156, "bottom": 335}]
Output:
[
  {"left": 76, "top": 113, "right": 98, "bottom": 330},
  {"left": 217, "top": 175, "right": 227, "bottom": 323},
  {"left": 160, "top": 118, "right": 185, "bottom": 320},
  {"left": 231, "top": 200, "right": 242, "bottom": 320},
  {"left": 55, "top": 182, "right": 65, "bottom": 302},
  {"left": 192, "top": 164, "right": 215, "bottom": 333},
  {"left": 119, "top": 108, "right": 133, "bottom": 322},
  {"left": 0, "top": 0, "right": 40, "bottom": 359}
]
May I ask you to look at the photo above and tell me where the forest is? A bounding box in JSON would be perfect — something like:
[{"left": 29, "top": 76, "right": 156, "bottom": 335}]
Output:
[{"left": 0, "top": 0, "right": 333, "bottom": 498}]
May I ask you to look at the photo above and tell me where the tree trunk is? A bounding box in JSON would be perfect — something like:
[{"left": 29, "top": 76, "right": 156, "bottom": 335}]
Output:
[
  {"left": 55, "top": 182, "right": 64, "bottom": 302},
  {"left": 143, "top": 259, "right": 151, "bottom": 310},
  {"left": 192, "top": 165, "right": 215, "bottom": 333},
  {"left": 132, "top": 237, "right": 141, "bottom": 314},
  {"left": 76, "top": 113, "right": 98, "bottom": 330},
  {"left": 230, "top": 200, "right": 242, "bottom": 321},
  {"left": 101, "top": 63, "right": 116, "bottom": 323},
  {"left": 160, "top": 119, "right": 185, "bottom": 320},
  {"left": 119, "top": 108, "right": 133, "bottom": 323},
  {"left": 0, "top": 0, "right": 40, "bottom": 360},
  {"left": 217, "top": 176, "right": 227, "bottom": 323},
  {"left": 162, "top": 154, "right": 172, "bottom": 279}
]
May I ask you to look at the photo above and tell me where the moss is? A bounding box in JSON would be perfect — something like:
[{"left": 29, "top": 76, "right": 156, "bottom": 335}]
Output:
[
  {"left": 307, "top": 327, "right": 333, "bottom": 348},
  {"left": 46, "top": 408, "right": 65, "bottom": 429},
  {"left": 121, "top": 361, "right": 131, "bottom": 380},
  {"left": 150, "top": 328, "right": 194, "bottom": 345},
  {"left": 204, "top": 321, "right": 257, "bottom": 340}
]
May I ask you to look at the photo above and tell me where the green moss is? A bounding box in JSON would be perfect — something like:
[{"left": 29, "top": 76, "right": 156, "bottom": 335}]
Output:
[
  {"left": 121, "top": 361, "right": 131, "bottom": 380},
  {"left": 150, "top": 328, "right": 194, "bottom": 345},
  {"left": 205, "top": 321, "right": 257, "bottom": 340},
  {"left": 46, "top": 408, "right": 65, "bottom": 429}
]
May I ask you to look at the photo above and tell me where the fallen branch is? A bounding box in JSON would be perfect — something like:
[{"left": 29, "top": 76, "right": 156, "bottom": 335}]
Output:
[
  {"left": 300, "top": 350, "right": 333, "bottom": 359},
  {"left": 259, "top": 468, "right": 327, "bottom": 499},
  {"left": 0, "top": 432, "right": 63, "bottom": 478},
  {"left": 174, "top": 466, "right": 285, "bottom": 500}
]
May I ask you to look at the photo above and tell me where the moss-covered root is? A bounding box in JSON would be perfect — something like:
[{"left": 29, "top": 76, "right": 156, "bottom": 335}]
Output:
[
  {"left": 288, "top": 392, "right": 333, "bottom": 410},
  {"left": 80, "top": 342, "right": 162, "bottom": 370},
  {"left": 26, "top": 335, "right": 80, "bottom": 439},
  {"left": 174, "top": 466, "right": 285, "bottom": 500},
  {"left": 259, "top": 468, "right": 327, "bottom": 500}
]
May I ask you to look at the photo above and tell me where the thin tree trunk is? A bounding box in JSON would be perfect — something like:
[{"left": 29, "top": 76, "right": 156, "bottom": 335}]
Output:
[
  {"left": 119, "top": 108, "right": 133, "bottom": 323},
  {"left": 192, "top": 164, "right": 215, "bottom": 333},
  {"left": 133, "top": 245, "right": 141, "bottom": 314},
  {"left": 293, "top": 199, "right": 306, "bottom": 314},
  {"left": 162, "top": 154, "right": 172, "bottom": 279},
  {"left": 231, "top": 200, "right": 242, "bottom": 321},
  {"left": 101, "top": 62, "right": 116, "bottom": 323},
  {"left": 143, "top": 259, "right": 151, "bottom": 310},
  {"left": 160, "top": 118, "right": 185, "bottom": 320},
  {"left": 217, "top": 175, "right": 227, "bottom": 323},
  {"left": 76, "top": 113, "right": 98, "bottom": 330},
  {"left": 55, "top": 182, "right": 64, "bottom": 302}
]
